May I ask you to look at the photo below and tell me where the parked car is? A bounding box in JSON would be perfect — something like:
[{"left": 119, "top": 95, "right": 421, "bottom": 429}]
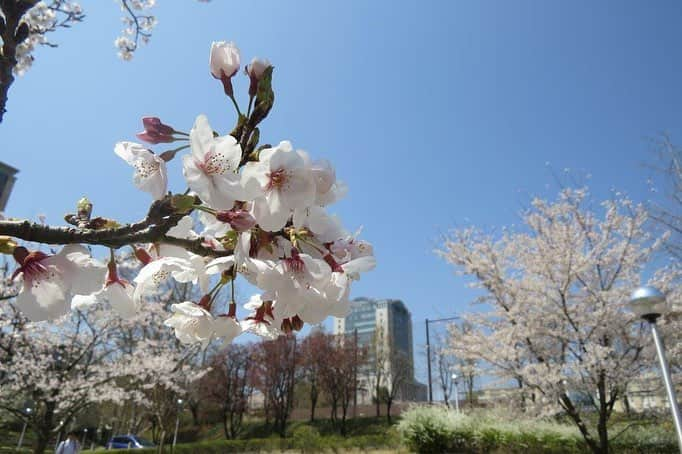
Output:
[{"left": 107, "top": 435, "right": 156, "bottom": 449}]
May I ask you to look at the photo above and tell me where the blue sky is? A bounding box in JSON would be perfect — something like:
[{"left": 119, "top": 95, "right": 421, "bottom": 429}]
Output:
[{"left": 2, "top": 1, "right": 682, "bottom": 390}]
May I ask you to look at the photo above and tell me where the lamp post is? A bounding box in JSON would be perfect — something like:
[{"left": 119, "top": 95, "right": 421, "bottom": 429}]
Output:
[
  {"left": 172, "top": 398, "right": 184, "bottom": 450},
  {"left": 17, "top": 406, "right": 31, "bottom": 449},
  {"left": 451, "top": 374, "right": 460, "bottom": 414},
  {"left": 55, "top": 420, "right": 65, "bottom": 448},
  {"left": 425, "top": 316, "right": 459, "bottom": 403},
  {"left": 628, "top": 286, "right": 682, "bottom": 452}
]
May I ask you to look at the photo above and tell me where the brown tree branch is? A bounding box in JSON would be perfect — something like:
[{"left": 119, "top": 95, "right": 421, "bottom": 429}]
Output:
[{"left": 0, "top": 197, "right": 232, "bottom": 258}]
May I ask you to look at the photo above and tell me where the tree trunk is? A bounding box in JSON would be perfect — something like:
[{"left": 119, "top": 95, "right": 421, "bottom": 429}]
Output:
[
  {"left": 222, "top": 410, "right": 231, "bottom": 440},
  {"left": 157, "top": 430, "right": 165, "bottom": 454},
  {"left": 623, "top": 393, "right": 631, "bottom": 416},
  {"left": 560, "top": 393, "right": 602, "bottom": 454},
  {"left": 386, "top": 399, "right": 392, "bottom": 424},
  {"left": 32, "top": 428, "right": 49, "bottom": 454},
  {"left": 0, "top": 0, "right": 34, "bottom": 123},
  {"left": 341, "top": 406, "right": 348, "bottom": 436},
  {"left": 597, "top": 372, "right": 609, "bottom": 454},
  {"left": 375, "top": 390, "right": 381, "bottom": 417},
  {"left": 190, "top": 404, "right": 200, "bottom": 426},
  {"left": 309, "top": 390, "right": 317, "bottom": 422},
  {"left": 33, "top": 402, "right": 56, "bottom": 454},
  {"left": 278, "top": 417, "right": 286, "bottom": 438},
  {"left": 330, "top": 398, "right": 338, "bottom": 423}
]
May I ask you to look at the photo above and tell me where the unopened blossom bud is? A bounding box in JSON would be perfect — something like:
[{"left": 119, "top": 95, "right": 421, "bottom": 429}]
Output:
[
  {"left": 12, "top": 246, "right": 29, "bottom": 265},
  {"left": 105, "top": 260, "right": 122, "bottom": 286},
  {"left": 210, "top": 41, "right": 240, "bottom": 97},
  {"left": 245, "top": 57, "right": 271, "bottom": 96},
  {"left": 136, "top": 117, "right": 175, "bottom": 144},
  {"left": 134, "top": 248, "right": 152, "bottom": 265},
  {"left": 215, "top": 209, "right": 256, "bottom": 232},
  {"left": 198, "top": 295, "right": 211, "bottom": 310},
  {"left": 0, "top": 236, "right": 17, "bottom": 255},
  {"left": 77, "top": 197, "right": 92, "bottom": 221},
  {"left": 291, "top": 315, "right": 304, "bottom": 331},
  {"left": 280, "top": 318, "right": 292, "bottom": 334}
]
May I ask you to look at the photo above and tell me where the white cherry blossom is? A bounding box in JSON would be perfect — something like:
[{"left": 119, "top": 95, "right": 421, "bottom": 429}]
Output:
[
  {"left": 242, "top": 141, "right": 316, "bottom": 231},
  {"left": 164, "top": 301, "right": 241, "bottom": 345},
  {"left": 133, "top": 256, "right": 198, "bottom": 302},
  {"left": 13, "top": 245, "right": 105, "bottom": 321},
  {"left": 183, "top": 114, "right": 244, "bottom": 210},
  {"left": 115, "top": 141, "right": 168, "bottom": 200}
]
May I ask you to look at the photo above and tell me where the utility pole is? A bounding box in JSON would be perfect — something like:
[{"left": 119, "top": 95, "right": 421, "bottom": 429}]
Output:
[
  {"left": 425, "top": 316, "right": 459, "bottom": 404},
  {"left": 426, "top": 319, "right": 432, "bottom": 403},
  {"left": 353, "top": 328, "right": 358, "bottom": 417}
]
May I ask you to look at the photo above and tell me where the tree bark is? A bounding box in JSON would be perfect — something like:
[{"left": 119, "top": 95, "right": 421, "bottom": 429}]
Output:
[{"left": 309, "top": 387, "right": 317, "bottom": 422}]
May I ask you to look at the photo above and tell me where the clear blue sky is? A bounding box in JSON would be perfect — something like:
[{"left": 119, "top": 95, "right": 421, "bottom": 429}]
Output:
[{"left": 3, "top": 1, "right": 682, "bottom": 390}]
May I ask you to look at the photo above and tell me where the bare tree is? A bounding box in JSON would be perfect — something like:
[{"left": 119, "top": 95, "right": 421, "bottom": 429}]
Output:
[
  {"left": 252, "top": 335, "right": 297, "bottom": 438},
  {"left": 433, "top": 337, "right": 456, "bottom": 408},
  {"left": 365, "top": 326, "right": 387, "bottom": 418},
  {"left": 384, "top": 350, "right": 411, "bottom": 423},
  {"left": 299, "top": 331, "right": 330, "bottom": 422},
  {"left": 201, "top": 344, "right": 253, "bottom": 439},
  {"left": 318, "top": 333, "right": 364, "bottom": 435}
]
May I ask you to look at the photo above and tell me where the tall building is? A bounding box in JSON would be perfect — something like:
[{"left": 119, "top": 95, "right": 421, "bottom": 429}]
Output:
[
  {"left": 333, "top": 297, "right": 426, "bottom": 403},
  {"left": 0, "top": 161, "right": 18, "bottom": 212}
]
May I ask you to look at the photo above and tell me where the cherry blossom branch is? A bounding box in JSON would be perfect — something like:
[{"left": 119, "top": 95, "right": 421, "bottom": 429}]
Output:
[
  {"left": 0, "top": 0, "right": 38, "bottom": 122},
  {"left": 0, "top": 197, "right": 232, "bottom": 257},
  {"left": 116, "top": 0, "right": 155, "bottom": 60}
]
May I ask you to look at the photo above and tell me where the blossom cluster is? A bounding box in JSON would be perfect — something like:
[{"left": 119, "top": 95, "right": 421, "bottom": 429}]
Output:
[
  {"left": 115, "top": 0, "right": 158, "bottom": 61},
  {"left": 13, "top": 1, "right": 84, "bottom": 75},
  {"left": 8, "top": 41, "right": 375, "bottom": 346}
]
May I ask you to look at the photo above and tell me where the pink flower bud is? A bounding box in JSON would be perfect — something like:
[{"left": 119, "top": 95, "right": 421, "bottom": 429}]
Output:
[
  {"left": 245, "top": 57, "right": 271, "bottom": 96},
  {"left": 136, "top": 117, "right": 175, "bottom": 144},
  {"left": 134, "top": 248, "right": 152, "bottom": 265},
  {"left": 198, "top": 295, "right": 211, "bottom": 310},
  {"left": 210, "top": 41, "right": 240, "bottom": 97},
  {"left": 215, "top": 209, "right": 256, "bottom": 232}
]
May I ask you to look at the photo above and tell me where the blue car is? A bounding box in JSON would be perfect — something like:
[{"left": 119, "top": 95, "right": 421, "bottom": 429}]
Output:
[{"left": 107, "top": 435, "right": 156, "bottom": 449}]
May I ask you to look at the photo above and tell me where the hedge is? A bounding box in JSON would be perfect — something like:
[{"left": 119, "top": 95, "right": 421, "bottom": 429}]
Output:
[{"left": 396, "top": 405, "right": 679, "bottom": 454}]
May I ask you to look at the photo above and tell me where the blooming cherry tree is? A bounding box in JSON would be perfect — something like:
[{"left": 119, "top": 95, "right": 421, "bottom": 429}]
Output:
[
  {"left": 0, "top": 303, "right": 133, "bottom": 454},
  {"left": 0, "top": 40, "right": 375, "bottom": 348},
  {"left": 439, "top": 188, "right": 676, "bottom": 454}
]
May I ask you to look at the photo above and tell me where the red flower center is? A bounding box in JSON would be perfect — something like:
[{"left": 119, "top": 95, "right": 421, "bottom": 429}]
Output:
[{"left": 266, "top": 168, "right": 288, "bottom": 191}]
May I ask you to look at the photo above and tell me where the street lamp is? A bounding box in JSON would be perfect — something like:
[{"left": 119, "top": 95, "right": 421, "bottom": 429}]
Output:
[
  {"left": 55, "top": 420, "right": 65, "bottom": 448},
  {"left": 17, "top": 406, "right": 31, "bottom": 449},
  {"left": 173, "top": 398, "right": 184, "bottom": 450},
  {"left": 0, "top": 161, "right": 18, "bottom": 212},
  {"left": 425, "top": 316, "right": 459, "bottom": 403},
  {"left": 451, "top": 373, "right": 460, "bottom": 414},
  {"left": 628, "top": 286, "right": 682, "bottom": 452}
]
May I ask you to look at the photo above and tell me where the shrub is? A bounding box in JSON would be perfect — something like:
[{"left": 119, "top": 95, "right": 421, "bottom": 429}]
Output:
[
  {"left": 397, "top": 406, "right": 680, "bottom": 453},
  {"left": 290, "top": 425, "right": 322, "bottom": 452},
  {"left": 397, "top": 405, "right": 466, "bottom": 453}
]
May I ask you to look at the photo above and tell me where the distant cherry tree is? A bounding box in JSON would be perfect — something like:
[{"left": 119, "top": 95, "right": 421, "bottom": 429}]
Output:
[{"left": 439, "top": 188, "right": 677, "bottom": 454}]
